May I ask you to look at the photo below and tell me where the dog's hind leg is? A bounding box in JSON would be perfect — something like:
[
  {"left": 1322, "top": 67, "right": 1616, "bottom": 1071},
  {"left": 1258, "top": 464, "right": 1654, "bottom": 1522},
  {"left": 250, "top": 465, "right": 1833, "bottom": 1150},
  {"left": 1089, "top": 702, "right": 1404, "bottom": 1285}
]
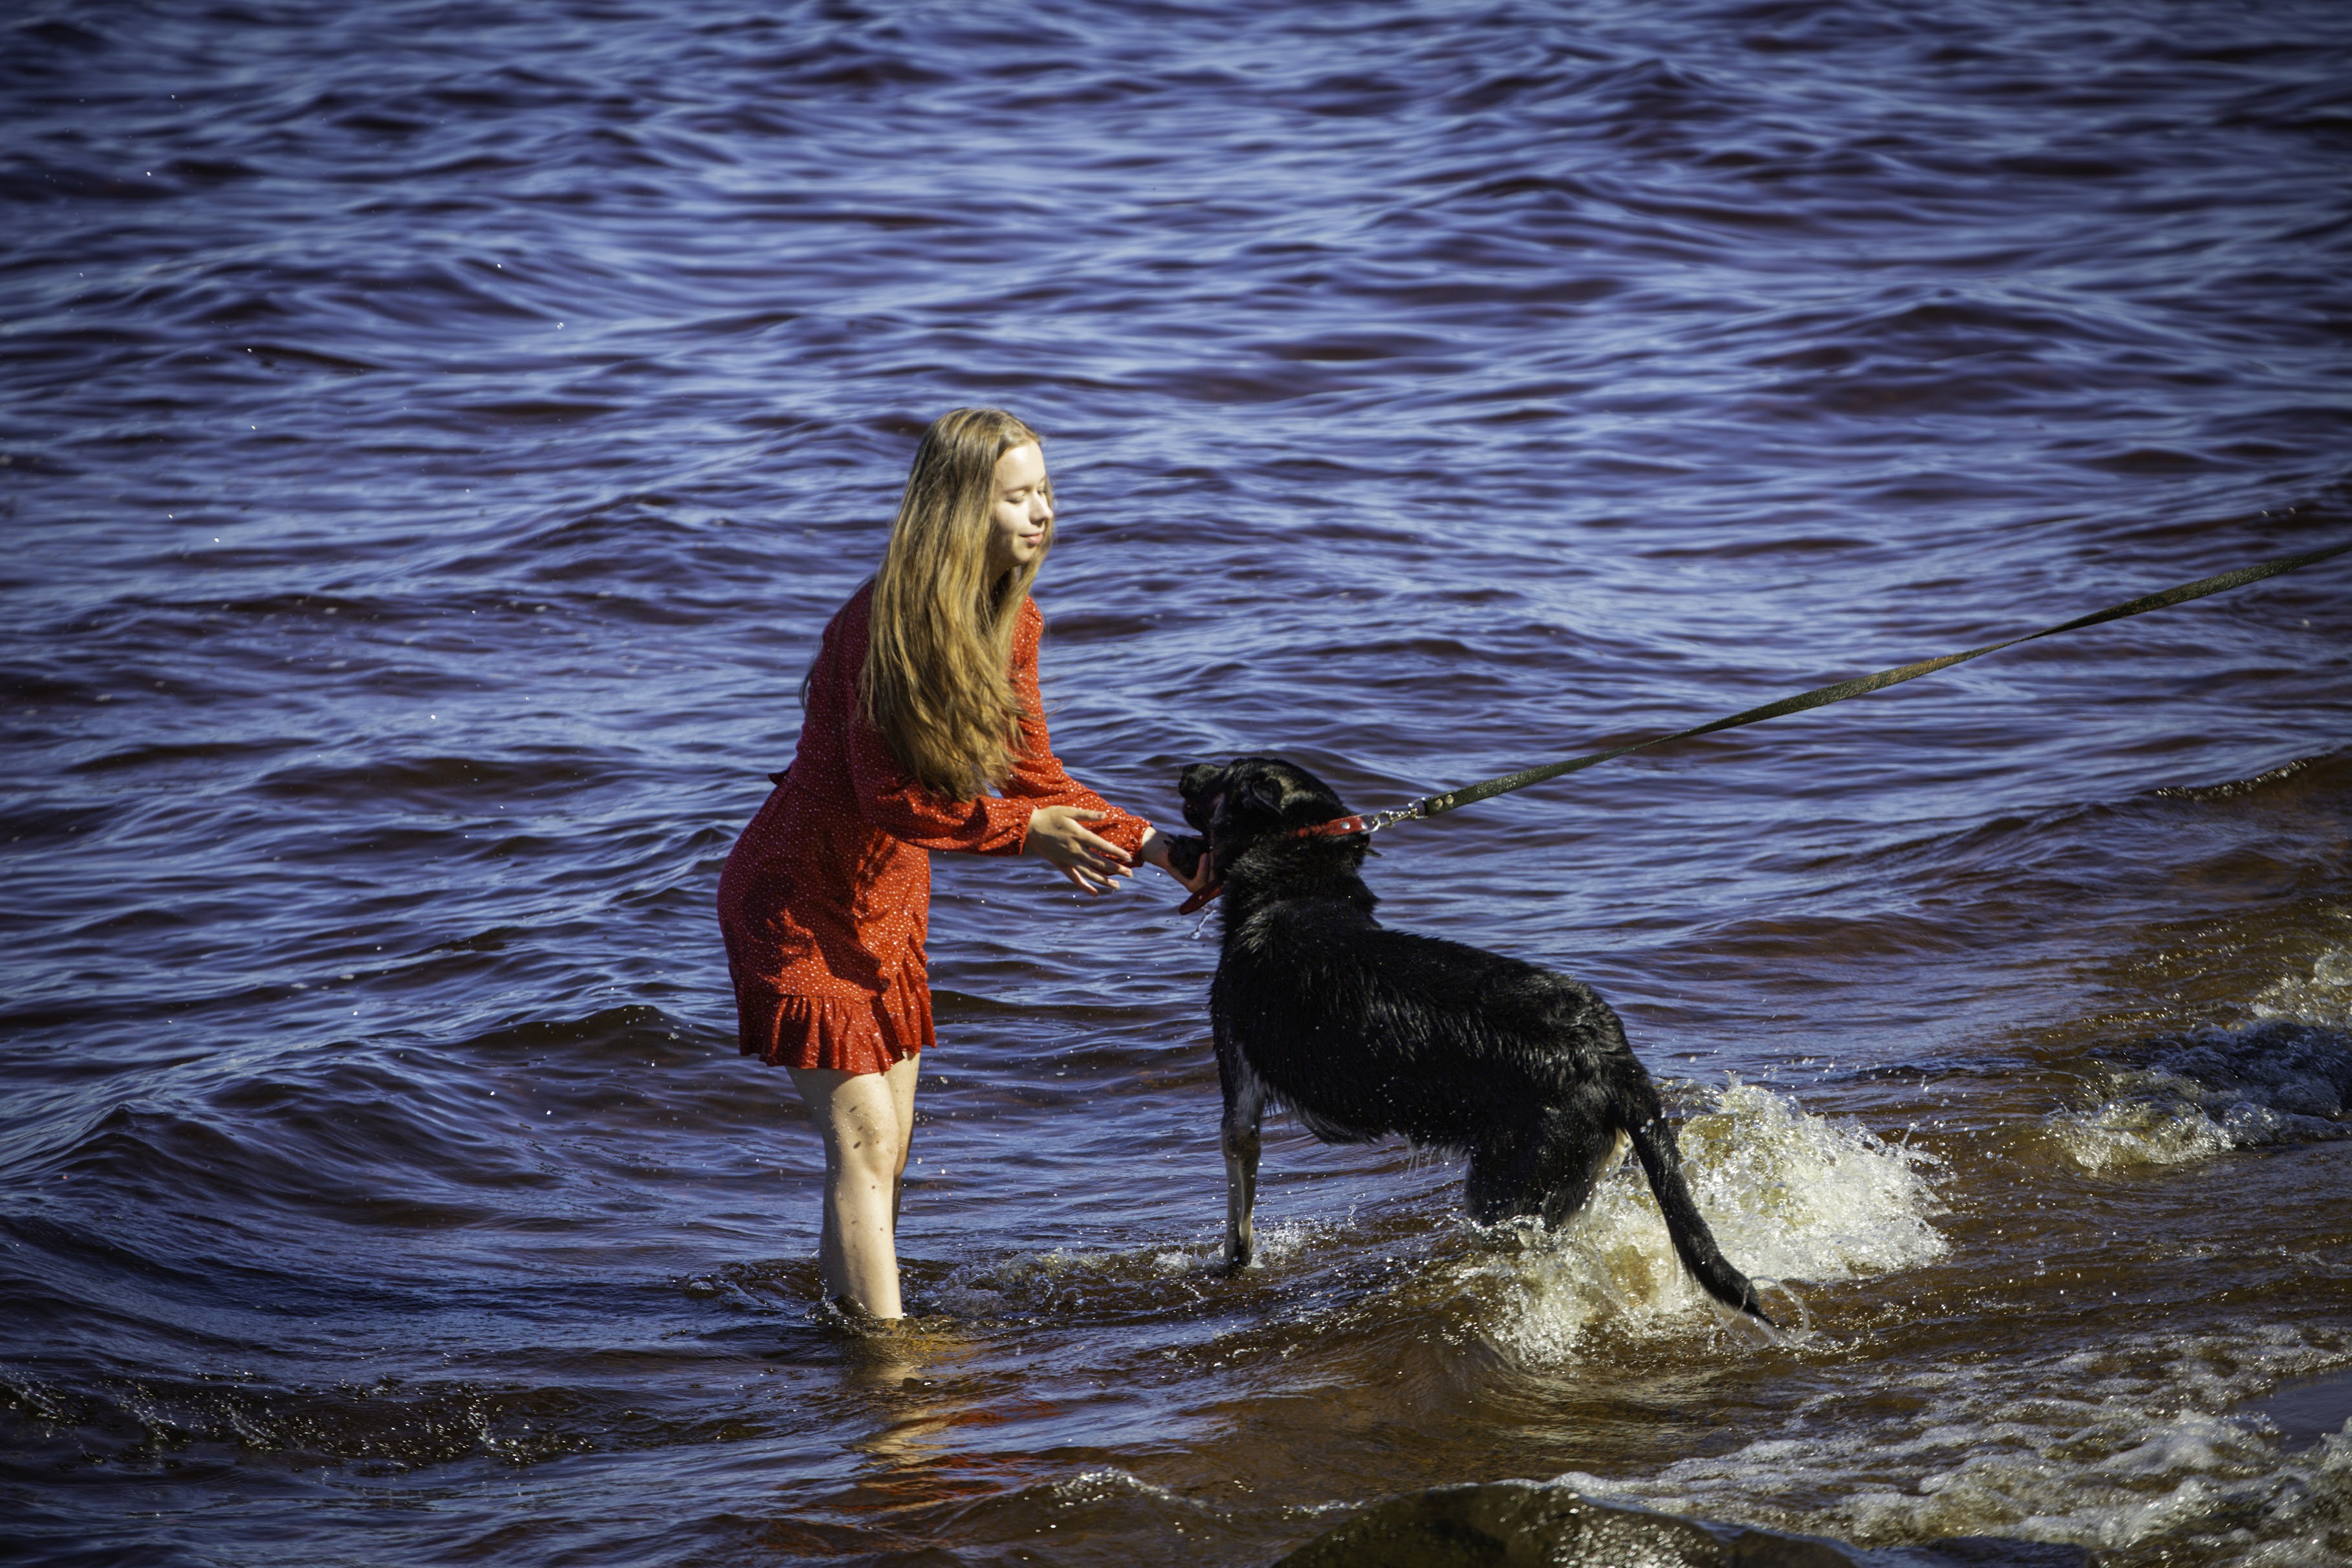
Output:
[
  {"left": 1463, "top": 1121, "right": 1547, "bottom": 1224},
  {"left": 1219, "top": 1056, "right": 1266, "bottom": 1270},
  {"left": 1534, "top": 1120, "right": 1629, "bottom": 1230},
  {"left": 1466, "top": 1100, "right": 1620, "bottom": 1228}
]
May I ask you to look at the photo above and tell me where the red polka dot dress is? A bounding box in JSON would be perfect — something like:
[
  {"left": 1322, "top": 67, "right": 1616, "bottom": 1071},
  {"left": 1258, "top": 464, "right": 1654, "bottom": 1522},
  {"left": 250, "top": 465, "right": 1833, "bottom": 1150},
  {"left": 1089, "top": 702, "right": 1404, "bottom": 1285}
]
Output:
[{"left": 717, "top": 582, "right": 1148, "bottom": 1075}]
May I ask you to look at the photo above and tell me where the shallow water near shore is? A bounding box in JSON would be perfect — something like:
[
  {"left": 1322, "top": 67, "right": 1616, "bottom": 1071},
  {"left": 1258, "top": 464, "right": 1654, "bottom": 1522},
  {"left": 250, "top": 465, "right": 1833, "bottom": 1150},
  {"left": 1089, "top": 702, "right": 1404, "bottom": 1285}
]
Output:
[{"left": 4, "top": 1, "right": 2350, "bottom": 1563}]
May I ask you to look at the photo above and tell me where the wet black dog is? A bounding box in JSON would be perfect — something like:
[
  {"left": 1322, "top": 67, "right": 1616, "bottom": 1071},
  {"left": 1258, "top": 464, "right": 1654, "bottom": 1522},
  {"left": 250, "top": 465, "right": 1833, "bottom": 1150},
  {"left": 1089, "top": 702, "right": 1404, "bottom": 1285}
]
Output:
[{"left": 1168, "top": 756, "right": 1770, "bottom": 1323}]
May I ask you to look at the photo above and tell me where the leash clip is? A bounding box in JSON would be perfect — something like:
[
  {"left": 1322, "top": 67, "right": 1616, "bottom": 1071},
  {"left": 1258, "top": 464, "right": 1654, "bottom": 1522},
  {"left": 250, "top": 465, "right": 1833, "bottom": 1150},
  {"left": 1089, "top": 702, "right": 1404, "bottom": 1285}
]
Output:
[{"left": 1362, "top": 801, "right": 1426, "bottom": 834}]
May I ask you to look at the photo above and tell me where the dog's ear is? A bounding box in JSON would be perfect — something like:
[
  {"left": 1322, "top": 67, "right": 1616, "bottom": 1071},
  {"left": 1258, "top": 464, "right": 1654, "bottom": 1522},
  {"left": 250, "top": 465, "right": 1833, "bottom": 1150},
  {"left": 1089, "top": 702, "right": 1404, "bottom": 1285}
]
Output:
[
  {"left": 1233, "top": 769, "right": 1291, "bottom": 825},
  {"left": 1266, "top": 765, "right": 1345, "bottom": 825}
]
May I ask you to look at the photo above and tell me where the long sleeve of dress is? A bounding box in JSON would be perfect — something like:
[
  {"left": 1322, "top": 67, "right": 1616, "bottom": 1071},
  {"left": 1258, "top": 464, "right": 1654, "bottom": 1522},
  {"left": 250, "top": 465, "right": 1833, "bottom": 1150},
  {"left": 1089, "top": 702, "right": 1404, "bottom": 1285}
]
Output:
[
  {"left": 844, "top": 699, "right": 1035, "bottom": 855},
  {"left": 841, "top": 598, "right": 1148, "bottom": 858}
]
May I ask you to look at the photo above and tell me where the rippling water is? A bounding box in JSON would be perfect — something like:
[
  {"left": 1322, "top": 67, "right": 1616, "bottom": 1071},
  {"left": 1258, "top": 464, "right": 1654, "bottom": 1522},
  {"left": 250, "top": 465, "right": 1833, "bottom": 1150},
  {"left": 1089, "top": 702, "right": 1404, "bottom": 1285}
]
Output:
[{"left": 5, "top": 1, "right": 2350, "bottom": 1563}]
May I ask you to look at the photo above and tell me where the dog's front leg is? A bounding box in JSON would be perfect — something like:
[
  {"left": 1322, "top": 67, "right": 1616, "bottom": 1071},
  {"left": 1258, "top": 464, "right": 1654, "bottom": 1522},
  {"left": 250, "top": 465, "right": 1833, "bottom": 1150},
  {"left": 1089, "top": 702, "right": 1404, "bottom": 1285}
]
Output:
[{"left": 1220, "top": 1068, "right": 1265, "bottom": 1271}]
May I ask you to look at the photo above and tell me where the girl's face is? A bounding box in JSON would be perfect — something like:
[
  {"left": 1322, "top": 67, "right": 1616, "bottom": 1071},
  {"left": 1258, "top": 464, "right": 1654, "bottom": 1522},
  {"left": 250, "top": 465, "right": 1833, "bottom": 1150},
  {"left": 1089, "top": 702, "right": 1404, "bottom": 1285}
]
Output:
[{"left": 985, "top": 442, "right": 1052, "bottom": 576}]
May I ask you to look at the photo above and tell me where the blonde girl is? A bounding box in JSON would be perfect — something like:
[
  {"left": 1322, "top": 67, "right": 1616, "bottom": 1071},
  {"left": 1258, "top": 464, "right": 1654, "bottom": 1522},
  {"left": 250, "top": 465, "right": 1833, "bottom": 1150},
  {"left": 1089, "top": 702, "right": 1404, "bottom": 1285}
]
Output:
[{"left": 717, "top": 408, "right": 1203, "bottom": 1318}]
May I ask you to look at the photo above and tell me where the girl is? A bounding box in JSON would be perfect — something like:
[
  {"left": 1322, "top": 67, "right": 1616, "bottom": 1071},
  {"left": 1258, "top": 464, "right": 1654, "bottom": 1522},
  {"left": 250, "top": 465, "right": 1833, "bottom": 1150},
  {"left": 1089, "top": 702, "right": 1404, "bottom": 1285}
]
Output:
[{"left": 717, "top": 408, "right": 1204, "bottom": 1320}]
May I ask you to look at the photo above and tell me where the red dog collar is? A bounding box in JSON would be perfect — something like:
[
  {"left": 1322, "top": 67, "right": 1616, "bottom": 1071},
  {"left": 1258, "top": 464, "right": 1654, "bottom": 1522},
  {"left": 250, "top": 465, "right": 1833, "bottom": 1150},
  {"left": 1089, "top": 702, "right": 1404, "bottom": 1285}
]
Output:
[{"left": 1175, "top": 815, "right": 1368, "bottom": 914}]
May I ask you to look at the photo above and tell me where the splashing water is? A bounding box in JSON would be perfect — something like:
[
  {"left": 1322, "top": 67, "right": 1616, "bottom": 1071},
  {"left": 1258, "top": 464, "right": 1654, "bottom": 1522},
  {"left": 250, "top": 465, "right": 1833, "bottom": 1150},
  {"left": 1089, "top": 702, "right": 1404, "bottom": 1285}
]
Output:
[
  {"left": 1468, "top": 1082, "right": 1946, "bottom": 1362},
  {"left": 2253, "top": 944, "right": 2352, "bottom": 1034}
]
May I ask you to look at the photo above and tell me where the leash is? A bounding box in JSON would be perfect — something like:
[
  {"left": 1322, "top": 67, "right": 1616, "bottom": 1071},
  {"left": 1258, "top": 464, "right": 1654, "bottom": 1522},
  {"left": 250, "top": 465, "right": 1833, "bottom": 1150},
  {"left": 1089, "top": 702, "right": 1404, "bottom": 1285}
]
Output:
[
  {"left": 1353, "top": 536, "right": 2352, "bottom": 833},
  {"left": 1168, "top": 536, "right": 2346, "bottom": 915}
]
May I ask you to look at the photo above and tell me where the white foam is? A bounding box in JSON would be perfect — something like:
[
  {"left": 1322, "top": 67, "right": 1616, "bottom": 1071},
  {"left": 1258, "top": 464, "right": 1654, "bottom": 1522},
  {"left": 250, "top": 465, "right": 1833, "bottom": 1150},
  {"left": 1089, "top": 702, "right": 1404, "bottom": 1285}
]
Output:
[
  {"left": 1465, "top": 1081, "right": 1948, "bottom": 1362},
  {"left": 2252, "top": 942, "right": 2352, "bottom": 1032},
  {"left": 2047, "top": 964, "right": 2352, "bottom": 1174},
  {"left": 2046, "top": 1076, "right": 2239, "bottom": 1173},
  {"left": 1552, "top": 1323, "right": 2352, "bottom": 1562}
]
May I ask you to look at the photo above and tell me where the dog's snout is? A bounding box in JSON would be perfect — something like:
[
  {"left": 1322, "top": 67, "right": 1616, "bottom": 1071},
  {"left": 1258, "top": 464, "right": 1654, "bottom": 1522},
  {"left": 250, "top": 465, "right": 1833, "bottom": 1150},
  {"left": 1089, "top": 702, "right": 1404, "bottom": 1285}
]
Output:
[{"left": 1177, "top": 762, "right": 1229, "bottom": 834}]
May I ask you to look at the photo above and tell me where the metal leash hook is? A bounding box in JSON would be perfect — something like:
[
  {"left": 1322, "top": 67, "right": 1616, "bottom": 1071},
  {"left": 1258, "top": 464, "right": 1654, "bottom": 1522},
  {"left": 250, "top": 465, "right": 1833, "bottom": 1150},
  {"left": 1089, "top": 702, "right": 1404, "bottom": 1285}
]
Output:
[{"left": 1362, "top": 801, "right": 1428, "bottom": 835}]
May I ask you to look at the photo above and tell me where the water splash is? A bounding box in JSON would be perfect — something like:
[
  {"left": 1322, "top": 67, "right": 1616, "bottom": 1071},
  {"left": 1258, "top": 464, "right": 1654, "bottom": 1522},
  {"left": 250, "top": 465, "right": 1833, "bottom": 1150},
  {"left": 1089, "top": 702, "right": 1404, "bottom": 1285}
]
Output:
[
  {"left": 1468, "top": 1082, "right": 1947, "bottom": 1362},
  {"left": 2047, "top": 1087, "right": 2243, "bottom": 1172},
  {"left": 2253, "top": 944, "right": 2352, "bottom": 1034}
]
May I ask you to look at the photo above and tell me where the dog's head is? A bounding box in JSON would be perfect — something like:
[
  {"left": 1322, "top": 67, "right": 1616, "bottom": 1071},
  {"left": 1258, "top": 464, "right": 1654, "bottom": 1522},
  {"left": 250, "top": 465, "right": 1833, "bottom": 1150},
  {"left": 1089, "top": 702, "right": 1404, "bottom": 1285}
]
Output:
[{"left": 1168, "top": 756, "right": 1358, "bottom": 891}]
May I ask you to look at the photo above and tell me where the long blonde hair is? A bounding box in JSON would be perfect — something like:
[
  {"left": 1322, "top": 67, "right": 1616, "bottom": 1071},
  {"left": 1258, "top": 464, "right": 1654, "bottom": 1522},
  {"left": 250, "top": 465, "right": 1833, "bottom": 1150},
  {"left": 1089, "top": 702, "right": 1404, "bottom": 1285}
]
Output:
[{"left": 859, "top": 408, "right": 1052, "bottom": 800}]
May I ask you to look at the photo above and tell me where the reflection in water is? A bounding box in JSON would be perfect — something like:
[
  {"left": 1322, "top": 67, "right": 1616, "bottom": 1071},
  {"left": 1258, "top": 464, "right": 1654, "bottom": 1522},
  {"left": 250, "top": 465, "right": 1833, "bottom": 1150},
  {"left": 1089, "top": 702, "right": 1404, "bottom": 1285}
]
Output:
[{"left": 838, "top": 1316, "right": 973, "bottom": 1476}]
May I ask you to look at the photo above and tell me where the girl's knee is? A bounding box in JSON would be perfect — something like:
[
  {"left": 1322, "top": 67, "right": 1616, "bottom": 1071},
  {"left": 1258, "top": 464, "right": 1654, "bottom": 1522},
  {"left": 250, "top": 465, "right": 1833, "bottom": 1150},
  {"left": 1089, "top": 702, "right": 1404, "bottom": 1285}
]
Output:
[{"left": 833, "top": 1123, "right": 904, "bottom": 1182}]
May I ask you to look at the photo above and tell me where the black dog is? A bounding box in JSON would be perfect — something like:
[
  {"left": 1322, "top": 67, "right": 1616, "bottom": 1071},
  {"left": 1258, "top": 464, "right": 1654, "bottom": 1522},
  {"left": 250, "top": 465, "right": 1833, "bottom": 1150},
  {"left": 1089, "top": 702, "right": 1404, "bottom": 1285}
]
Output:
[{"left": 1168, "top": 756, "right": 1770, "bottom": 1323}]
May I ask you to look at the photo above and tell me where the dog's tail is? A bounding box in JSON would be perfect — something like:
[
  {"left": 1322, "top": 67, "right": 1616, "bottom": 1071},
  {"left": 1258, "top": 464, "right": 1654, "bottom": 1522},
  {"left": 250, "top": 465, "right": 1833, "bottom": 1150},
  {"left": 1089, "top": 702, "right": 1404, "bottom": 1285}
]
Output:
[{"left": 1623, "top": 1108, "right": 1775, "bottom": 1325}]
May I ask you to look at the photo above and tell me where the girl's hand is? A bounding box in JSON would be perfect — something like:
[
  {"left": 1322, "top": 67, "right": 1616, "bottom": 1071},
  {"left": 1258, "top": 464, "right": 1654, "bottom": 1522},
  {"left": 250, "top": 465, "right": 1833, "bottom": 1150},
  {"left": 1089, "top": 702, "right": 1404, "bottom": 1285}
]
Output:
[
  {"left": 1138, "top": 828, "right": 1215, "bottom": 896},
  {"left": 1025, "top": 806, "right": 1134, "bottom": 893}
]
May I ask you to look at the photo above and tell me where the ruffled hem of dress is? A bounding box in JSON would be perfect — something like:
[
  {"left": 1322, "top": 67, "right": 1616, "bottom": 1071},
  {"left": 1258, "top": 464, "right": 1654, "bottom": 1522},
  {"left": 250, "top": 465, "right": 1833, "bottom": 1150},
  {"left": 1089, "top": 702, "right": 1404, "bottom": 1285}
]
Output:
[{"left": 737, "top": 988, "right": 933, "bottom": 1075}]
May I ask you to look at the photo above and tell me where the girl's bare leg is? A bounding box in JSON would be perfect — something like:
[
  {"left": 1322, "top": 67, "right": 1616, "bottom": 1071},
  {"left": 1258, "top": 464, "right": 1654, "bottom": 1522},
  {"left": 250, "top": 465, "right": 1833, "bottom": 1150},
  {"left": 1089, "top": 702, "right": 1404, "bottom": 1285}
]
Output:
[
  {"left": 884, "top": 1052, "right": 917, "bottom": 1228},
  {"left": 787, "top": 1054, "right": 921, "bottom": 1318}
]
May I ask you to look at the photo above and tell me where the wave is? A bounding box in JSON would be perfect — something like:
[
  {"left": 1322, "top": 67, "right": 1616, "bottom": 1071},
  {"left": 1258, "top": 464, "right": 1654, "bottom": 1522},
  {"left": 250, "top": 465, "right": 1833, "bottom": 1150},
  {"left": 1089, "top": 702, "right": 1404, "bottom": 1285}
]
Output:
[
  {"left": 929, "top": 1217, "right": 1338, "bottom": 1324},
  {"left": 2254, "top": 942, "right": 2352, "bottom": 1033},
  {"left": 2048, "top": 1013, "right": 2352, "bottom": 1174},
  {"left": 0, "top": 1358, "right": 739, "bottom": 1474},
  {"left": 2044, "top": 937, "right": 2352, "bottom": 1173},
  {"left": 1555, "top": 1322, "right": 2352, "bottom": 1562}
]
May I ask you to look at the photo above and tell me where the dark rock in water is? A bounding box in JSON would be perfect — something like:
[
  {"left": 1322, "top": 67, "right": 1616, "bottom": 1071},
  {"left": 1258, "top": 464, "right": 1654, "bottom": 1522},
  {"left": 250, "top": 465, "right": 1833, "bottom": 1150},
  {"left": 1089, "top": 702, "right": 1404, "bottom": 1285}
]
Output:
[{"left": 1271, "top": 1481, "right": 2087, "bottom": 1567}]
